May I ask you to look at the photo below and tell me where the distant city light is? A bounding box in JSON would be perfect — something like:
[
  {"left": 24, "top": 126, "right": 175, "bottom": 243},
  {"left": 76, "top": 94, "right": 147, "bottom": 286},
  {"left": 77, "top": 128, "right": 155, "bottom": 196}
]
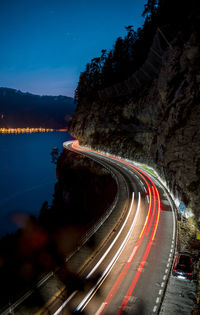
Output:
[{"left": 0, "top": 127, "right": 67, "bottom": 134}]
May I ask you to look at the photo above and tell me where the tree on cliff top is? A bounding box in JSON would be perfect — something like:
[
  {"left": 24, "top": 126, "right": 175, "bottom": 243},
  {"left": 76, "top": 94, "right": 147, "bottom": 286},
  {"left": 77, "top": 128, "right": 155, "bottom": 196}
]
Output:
[{"left": 74, "top": 0, "right": 198, "bottom": 104}]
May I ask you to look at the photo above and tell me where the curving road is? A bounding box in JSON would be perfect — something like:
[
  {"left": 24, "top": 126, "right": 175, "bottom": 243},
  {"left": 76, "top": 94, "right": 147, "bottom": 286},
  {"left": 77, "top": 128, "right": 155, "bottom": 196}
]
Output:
[
  {"left": 2, "top": 139, "right": 176, "bottom": 315},
  {"left": 46, "top": 140, "right": 176, "bottom": 315}
]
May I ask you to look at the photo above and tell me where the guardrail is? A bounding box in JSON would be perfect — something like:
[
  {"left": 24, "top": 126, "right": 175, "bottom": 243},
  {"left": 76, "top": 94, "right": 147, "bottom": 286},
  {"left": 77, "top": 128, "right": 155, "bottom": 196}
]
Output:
[
  {"left": 64, "top": 143, "right": 120, "bottom": 262},
  {"left": 1, "top": 143, "right": 120, "bottom": 315}
]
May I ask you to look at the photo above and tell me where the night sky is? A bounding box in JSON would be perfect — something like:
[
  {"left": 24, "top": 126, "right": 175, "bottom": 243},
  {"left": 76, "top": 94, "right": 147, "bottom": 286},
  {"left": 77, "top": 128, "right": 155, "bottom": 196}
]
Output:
[{"left": 0, "top": 0, "right": 146, "bottom": 97}]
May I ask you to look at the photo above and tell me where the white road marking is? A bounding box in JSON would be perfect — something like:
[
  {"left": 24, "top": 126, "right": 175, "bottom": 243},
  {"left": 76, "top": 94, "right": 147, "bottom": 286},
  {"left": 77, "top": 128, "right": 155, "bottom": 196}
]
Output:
[
  {"left": 95, "top": 302, "right": 108, "bottom": 315},
  {"left": 63, "top": 142, "right": 178, "bottom": 315},
  {"left": 165, "top": 191, "right": 176, "bottom": 242},
  {"left": 128, "top": 245, "right": 138, "bottom": 263},
  {"left": 153, "top": 305, "right": 157, "bottom": 312}
]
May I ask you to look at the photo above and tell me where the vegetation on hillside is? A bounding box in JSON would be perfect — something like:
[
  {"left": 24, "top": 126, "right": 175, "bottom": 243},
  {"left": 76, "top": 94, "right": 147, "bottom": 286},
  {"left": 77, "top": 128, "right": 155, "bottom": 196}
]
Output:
[
  {"left": 0, "top": 151, "right": 117, "bottom": 311},
  {"left": 0, "top": 87, "right": 76, "bottom": 129},
  {"left": 75, "top": 0, "right": 198, "bottom": 104}
]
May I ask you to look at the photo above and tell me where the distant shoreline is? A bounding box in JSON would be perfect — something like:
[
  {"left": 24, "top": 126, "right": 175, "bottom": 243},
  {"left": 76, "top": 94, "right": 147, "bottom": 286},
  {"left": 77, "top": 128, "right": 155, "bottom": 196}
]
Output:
[{"left": 0, "top": 127, "right": 68, "bottom": 134}]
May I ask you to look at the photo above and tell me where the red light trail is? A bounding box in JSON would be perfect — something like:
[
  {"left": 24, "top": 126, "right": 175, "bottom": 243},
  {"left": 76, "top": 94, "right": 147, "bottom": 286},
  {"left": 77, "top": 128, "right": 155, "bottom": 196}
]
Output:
[{"left": 72, "top": 141, "right": 161, "bottom": 314}]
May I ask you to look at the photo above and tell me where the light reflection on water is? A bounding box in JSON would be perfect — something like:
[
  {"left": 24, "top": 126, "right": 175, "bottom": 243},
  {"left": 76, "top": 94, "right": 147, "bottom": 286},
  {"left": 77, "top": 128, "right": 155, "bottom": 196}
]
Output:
[{"left": 0, "top": 132, "right": 72, "bottom": 236}]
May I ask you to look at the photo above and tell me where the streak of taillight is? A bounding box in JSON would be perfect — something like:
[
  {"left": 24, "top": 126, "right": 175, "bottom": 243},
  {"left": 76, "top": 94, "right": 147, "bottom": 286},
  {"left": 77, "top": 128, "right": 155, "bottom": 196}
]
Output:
[
  {"left": 72, "top": 142, "right": 162, "bottom": 314},
  {"left": 75, "top": 193, "right": 141, "bottom": 313},
  {"left": 152, "top": 185, "right": 160, "bottom": 241},
  {"left": 117, "top": 238, "right": 153, "bottom": 315},
  {"left": 126, "top": 163, "right": 161, "bottom": 239},
  {"left": 73, "top": 143, "right": 156, "bottom": 239},
  {"left": 117, "top": 186, "right": 161, "bottom": 315},
  {"left": 146, "top": 185, "right": 156, "bottom": 235},
  {"left": 96, "top": 186, "right": 153, "bottom": 315},
  {"left": 139, "top": 185, "right": 151, "bottom": 239}
]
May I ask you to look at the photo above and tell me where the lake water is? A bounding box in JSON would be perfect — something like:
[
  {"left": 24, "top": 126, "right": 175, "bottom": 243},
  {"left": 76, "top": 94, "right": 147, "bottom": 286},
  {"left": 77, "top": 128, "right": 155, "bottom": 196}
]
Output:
[{"left": 0, "top": 132, "right": 73, "bottom": 237}]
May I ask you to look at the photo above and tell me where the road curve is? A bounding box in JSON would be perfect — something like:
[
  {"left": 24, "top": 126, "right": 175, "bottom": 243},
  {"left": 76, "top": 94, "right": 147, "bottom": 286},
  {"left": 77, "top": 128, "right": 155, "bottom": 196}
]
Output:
[
  {"left": 48, "top": 140, "right": 176, "bottom": 315},
  {"left": 2, "top": 140, "right": 176, "bottom": 315}
]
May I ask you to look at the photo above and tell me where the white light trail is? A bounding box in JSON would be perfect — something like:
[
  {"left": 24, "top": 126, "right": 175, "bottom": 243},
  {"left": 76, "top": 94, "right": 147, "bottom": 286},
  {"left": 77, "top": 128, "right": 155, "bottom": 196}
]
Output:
[
  {"left": 86, "top": 192, "right": 135, "bottom": 279},
  {"left": 75, "top": 192, "right": 141, "bottom": 312}
]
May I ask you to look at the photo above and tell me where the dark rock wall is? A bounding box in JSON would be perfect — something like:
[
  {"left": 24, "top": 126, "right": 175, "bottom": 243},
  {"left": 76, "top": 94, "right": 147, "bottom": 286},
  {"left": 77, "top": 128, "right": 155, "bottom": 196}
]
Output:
[{"left": 69, "top": 31, "right": 200, "bottom": 226}]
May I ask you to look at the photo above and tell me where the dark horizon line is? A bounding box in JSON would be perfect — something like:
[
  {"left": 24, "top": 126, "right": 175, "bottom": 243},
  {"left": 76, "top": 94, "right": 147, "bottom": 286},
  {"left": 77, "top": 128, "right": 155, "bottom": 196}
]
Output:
[{"left": 0, "top": 86, "right": 74, "bottom": 99}]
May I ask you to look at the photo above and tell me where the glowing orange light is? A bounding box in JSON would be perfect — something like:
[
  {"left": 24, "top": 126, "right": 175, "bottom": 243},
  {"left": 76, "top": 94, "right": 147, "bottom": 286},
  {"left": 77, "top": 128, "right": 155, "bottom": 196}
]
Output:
[
  {"left": 72, "top": 141, "right": 162, "bottom": 315},
  {"left": 0, "top": 128, "right": 54, "bottom": 134},
  {"left": 72, "top": 141, "right": 160, "bottom": 314}
]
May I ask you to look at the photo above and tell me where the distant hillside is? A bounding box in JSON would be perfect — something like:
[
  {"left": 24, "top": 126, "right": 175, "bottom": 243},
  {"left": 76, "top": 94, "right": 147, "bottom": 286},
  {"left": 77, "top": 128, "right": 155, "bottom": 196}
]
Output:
[{"left": 0, "top": 87, "right": 76, "bottom": 129}]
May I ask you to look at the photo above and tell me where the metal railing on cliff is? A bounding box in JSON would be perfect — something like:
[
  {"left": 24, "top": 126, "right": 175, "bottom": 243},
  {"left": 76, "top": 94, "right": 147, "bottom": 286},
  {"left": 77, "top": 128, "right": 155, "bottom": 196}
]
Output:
[{"left": 98, "top": 27, "right": 173, "bottom": 100}]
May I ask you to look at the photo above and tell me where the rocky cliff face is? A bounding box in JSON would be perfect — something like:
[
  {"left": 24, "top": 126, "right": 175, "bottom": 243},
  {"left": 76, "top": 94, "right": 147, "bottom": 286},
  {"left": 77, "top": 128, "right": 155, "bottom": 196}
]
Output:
[{"left": 69, "top": 31, "right": 200, "bottom": 226}]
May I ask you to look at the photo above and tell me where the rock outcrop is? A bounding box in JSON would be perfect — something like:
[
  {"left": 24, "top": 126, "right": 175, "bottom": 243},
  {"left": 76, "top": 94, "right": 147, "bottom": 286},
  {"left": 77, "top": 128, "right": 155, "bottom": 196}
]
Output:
[{"left": 69, "top": 30, "right": 200, "bottom": 226}]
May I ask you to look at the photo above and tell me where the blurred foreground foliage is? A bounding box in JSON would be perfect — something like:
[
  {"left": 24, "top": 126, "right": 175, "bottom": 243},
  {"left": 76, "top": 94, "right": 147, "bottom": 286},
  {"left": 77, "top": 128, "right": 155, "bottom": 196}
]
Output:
[{"left": 0, "top": 149, "right": 117, "bottom": 310}]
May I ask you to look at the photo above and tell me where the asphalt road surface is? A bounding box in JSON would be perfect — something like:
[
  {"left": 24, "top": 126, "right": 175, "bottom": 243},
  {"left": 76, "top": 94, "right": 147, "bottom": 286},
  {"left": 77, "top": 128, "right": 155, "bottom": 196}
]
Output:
[
  {"left": 7, "top": 140, "right": 176, "bottom": 315},
  {"left": 49, "top": 140, "right": 176, "bottom": 315}
]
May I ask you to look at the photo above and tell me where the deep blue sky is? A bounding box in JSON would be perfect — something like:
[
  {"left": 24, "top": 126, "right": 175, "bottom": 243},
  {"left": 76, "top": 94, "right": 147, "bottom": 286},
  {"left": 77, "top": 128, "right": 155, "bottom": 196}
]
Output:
[{"left": 0, "top": 0, "right": 146, "bottom": 97}]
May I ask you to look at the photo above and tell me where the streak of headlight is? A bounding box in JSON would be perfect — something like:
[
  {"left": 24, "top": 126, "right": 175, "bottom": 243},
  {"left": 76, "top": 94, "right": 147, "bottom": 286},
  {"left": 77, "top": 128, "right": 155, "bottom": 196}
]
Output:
[
  {"left": 96, "top": 185, "right": 155, "bottom": 315},
  {"left": 70, "top": 141, "right": 161, "bottom": 314},
  {"left": 86, "top": 192, "right": 135, "bottom": 279},
  {"left": 75, "top": 193, "right": 140, "bottom": 312},
  {"left": 117, "top": 186, "right": 161, "bottom": 315}
]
